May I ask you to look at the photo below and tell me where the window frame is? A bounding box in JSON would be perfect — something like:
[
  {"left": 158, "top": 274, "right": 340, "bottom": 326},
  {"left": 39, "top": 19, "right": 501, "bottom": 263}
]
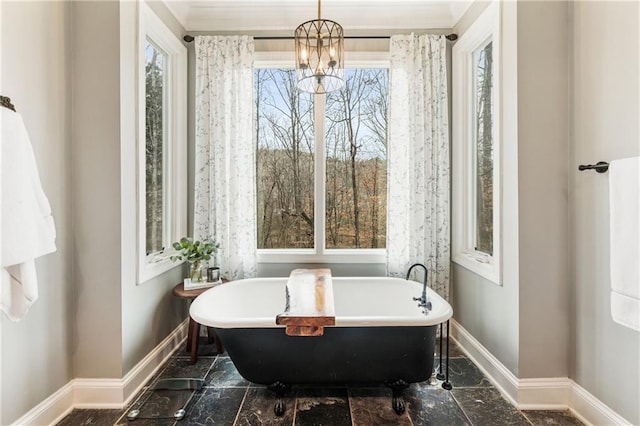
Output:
[
  {"left": 452, "top": 1, "right": 502, "bottom": 284},
  {"left": 255, "top": 52, "right": 389, "bottom": 264},
  {"left": 136, "top": 3, "right": 187, "bottom": 284}
]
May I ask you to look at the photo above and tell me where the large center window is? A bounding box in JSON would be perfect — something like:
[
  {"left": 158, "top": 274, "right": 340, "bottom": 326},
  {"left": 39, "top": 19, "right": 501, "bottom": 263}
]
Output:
[{"left": 255, "top": 67, "right": 388, "bottom": 262}]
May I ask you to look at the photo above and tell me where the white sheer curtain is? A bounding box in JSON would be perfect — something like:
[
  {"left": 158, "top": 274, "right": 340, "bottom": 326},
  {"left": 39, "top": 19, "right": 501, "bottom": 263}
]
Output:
[
  {"left": 194, "top": 36, "right": 257, "bottom": 280},
  {"left": 387, "top": 34, "right": 451, "bottom": 300}
]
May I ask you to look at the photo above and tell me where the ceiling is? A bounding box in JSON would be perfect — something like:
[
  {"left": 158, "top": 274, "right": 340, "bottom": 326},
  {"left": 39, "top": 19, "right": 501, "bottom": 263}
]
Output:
[{"left": 163, "top": 0, "right": 472, "bottom": 32}]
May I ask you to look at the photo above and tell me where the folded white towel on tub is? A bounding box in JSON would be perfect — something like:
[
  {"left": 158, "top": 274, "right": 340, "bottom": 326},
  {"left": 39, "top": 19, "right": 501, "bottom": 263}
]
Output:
[
  {"left": 609, "top": 156, "right": 640, "bottom": 331},
  {"left": 1, "top": 108, "right": 57, "bottom": 321}
]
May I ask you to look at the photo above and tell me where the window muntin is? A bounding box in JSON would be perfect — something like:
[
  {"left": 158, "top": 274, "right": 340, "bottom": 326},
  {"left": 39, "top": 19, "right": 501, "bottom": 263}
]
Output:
[
  {"left": 145, "top": 40, "right": 168, "bottom": 255},
  {"left": 255, "top": 67, "right": 388, "bottom": 257},
  {"left": 473, "top": 40, "right": 494, "bottom": 256}
]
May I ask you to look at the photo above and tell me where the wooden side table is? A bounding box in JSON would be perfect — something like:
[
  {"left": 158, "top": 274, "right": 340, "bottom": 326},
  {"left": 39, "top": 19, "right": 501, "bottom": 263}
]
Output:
[{"left": 172, "top": 280, "right": 227, "bottom": 364}]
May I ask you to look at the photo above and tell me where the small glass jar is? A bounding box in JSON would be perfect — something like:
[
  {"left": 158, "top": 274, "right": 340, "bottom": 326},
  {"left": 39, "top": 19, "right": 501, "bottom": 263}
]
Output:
[{"left": 207, "top": 267, "right": 220, "bottom": 282}]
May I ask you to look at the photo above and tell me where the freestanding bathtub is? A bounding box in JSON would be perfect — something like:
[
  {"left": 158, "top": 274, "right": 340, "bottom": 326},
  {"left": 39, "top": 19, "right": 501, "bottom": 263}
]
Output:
[{"left": 190, "top": 276, "right": 453, "bottom": 415}]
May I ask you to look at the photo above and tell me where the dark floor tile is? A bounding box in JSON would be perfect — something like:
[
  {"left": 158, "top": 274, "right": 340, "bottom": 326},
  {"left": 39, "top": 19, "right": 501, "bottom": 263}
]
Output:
[
  {"left": 435, "top": 337, "right": 466, "bottom": 358},
  {"left": 453, "top": 387, "right": 531, "bottom": 426},
  {"left": 156, "top": 355, "right": 214, "bottom": 381},
  {"left": 405, "top": 387, "right": 471, "bottom": 425},
  {"left": 56, "top": 409, "right": 122, "bottom": 426},
  {"left": 182, "top": 387, "right": 247, "bottom": 425},
  {"left": 348, "top": 387, "right": 412, "bottom": 426},
  {"left": 248, "top": 382, "right": 268, "bottom": 389},
  {"left": 205, "top": 356, "right": 249, "bottom": 387},
  {"left": 295, "top": 388, "right": 352, "bottom": 426},
  {"left": 523, "top": 410, "right": 585, "bottom": 426},
  {"left": 439, "top": 357, "right": 492, "bottom": 388},
  {"left": 235, "top": 387, "right": 294, "bottom": 425}
]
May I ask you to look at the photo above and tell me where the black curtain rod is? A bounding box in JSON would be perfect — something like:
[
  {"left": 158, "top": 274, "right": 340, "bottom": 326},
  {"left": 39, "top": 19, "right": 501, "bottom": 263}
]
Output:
[{"left": 183, "top": 34, "right": 458, "bottom": 43}]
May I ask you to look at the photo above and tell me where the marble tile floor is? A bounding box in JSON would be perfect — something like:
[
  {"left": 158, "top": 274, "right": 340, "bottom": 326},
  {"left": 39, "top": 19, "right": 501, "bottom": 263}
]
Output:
[{"left": 57, "top": 338, "right": 585, "bottom": 426}]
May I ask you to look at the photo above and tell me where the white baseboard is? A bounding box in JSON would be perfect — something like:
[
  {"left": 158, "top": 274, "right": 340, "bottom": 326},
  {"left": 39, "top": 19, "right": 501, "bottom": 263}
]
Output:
[
  {"left": 518, "top": 377, "right": 571, "bottom": 410},
  {"left": 10, "top": 382, "right": 75, "bottom": 426},
  {"left": 120, "top": 319, "right": 189, "bottom": 406},
  {"left": 11, "top": 319, "right": 188, "bottom": 426},
  {"left": 450, "top": 319, "right": 520, "bottom": 406},
  {"left": 570, "top": 381, "right": 632, "bottom": 426},
  {"left": 451, "top": 319, "right": 632, "bottom": 426},
  {"left": 72, "top": 379, "right": 125, "bottom": 409}
]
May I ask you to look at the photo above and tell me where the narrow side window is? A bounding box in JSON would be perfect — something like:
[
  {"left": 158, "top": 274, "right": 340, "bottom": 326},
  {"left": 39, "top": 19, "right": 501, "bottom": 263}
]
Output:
[
  {"left": 137, "top": 4, "right": 187, "bottom": 284},
  {"left": 452, "top": 2, "right": 501, "bottom": 284}
]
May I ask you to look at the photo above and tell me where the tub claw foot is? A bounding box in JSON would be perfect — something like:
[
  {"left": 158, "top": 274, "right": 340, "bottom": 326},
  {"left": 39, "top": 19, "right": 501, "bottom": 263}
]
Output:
[
  {"left": 268, "top": 382, "right": 290, "bottom": 417},
  {"left": 387, "top": 379, "right": 409, "bottom": 415},
  {"left": 392, "top": 395, "right": 405, "bottom": 415},
  {"left": 274, "top": 399, "right": 286, "bottom": 416}
]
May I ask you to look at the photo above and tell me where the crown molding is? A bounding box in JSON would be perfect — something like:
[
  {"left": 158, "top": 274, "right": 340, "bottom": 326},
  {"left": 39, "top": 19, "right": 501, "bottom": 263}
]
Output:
[{"left": 163, "top": 0, "right": 459, "bottom": 32}]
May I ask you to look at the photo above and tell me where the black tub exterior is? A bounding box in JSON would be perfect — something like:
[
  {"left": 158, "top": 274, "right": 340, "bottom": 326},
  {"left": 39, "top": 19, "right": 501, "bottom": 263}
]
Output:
[{"left": 215, "top": 325, "right": 437, "bottom": 385}]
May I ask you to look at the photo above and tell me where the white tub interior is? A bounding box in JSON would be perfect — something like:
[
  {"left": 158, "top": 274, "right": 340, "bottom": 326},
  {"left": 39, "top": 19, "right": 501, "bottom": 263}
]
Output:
[{"left": 190, "top": 277, "right": 453, "bottom": 328}]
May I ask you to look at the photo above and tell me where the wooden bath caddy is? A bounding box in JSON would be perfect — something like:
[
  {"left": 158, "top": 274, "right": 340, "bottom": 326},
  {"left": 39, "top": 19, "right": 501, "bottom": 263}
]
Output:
[{"left": 276, "top": 269, "right": 336, "bottom": 336}]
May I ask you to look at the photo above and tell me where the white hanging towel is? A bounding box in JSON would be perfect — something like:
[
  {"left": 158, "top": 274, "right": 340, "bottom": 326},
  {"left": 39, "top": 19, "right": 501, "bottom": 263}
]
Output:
[
  {"left": 1, "top": 108, "right": 56, "bottom": 321},
  {"left": 609, "top": 156, "right": 640, "bottom": 332}
]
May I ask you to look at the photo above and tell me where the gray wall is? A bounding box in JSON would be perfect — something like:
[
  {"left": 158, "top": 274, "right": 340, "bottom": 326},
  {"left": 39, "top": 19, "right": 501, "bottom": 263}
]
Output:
[
  {"left": 1, "top": 1, "right": 73, "bottom": 424},
  {"left": 570, "top": 1, "right": 639, "bottom": 423},
  {"left": 516, "top": 0, "right": 570, "bottom": 379},
  {"left": 71, "top": 0, "right": 123, "bottom": 379}
]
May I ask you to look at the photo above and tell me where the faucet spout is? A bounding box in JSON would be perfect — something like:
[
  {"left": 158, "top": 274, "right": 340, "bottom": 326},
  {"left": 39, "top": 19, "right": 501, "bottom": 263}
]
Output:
[{"left": 406, "top": 263, "right": 432, "bottom": 312}]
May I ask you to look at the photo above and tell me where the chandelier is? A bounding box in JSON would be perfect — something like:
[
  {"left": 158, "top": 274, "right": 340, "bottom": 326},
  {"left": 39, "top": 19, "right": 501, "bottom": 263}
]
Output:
[{"left": 294, "top": 0, "right": 344, "bottom": 94}]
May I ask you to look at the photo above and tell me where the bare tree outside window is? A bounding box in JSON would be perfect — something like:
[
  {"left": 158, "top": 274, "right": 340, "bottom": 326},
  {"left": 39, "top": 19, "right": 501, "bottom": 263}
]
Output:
[
  {"left": 145, "top": 41, "right": 166, "bottom": 254},
  {"left": 474, "top": 41, "right": 493, "bottom": 255},
  {"left": 325, "top": 69, "right": 388, "bottom": 249},
  {"left": 255, "top": 68, "right": 388, "bottom": 250},
  {"left": 256, "top": 69, "right": 315, "bottom": 249}
]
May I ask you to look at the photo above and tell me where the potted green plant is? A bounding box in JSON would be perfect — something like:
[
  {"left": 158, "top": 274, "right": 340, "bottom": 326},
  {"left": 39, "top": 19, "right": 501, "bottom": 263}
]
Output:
[{"left": 170, "top": 237, "right": 220, "bottom": 283}]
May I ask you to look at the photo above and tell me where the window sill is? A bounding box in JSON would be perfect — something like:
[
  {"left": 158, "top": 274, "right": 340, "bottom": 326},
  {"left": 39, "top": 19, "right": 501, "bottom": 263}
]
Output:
[
  {"left": 453, "top": 251, "right": 501, "bottom": 285},
  {"left": 138, "top": 253, "right": 183, "bottom": 284},
  {"left": 257, "top": 249, "right": 386, "bottom": 264}
]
